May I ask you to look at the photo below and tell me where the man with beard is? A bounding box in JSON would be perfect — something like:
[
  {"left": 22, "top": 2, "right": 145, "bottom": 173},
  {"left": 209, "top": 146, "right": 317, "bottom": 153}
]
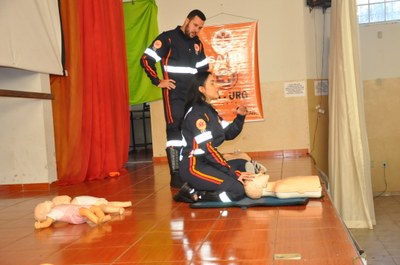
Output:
[{"left": 140, "top": 9, "right": 209, "bottom": 188}]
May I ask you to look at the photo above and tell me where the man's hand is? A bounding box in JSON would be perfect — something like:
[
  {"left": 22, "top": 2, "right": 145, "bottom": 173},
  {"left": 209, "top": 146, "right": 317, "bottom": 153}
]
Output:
[{"left": 158, "top": 79, "right": 176, "bottom": 90}]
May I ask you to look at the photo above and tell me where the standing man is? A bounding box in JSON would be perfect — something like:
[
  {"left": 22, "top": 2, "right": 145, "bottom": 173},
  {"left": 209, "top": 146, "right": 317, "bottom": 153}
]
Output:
[{"left": 140, "top": 9, "right": 209, "bottom": 188}]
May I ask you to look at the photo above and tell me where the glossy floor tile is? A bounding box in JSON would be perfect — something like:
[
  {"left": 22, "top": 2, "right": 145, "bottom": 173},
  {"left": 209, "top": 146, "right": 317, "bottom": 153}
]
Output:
[{"left": 0, "top": 151, "right": 366, "bottom": 265}]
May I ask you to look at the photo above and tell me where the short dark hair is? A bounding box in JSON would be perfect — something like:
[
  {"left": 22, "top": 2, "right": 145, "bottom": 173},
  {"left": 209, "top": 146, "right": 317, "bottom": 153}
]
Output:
[{"left": 187, "top": 9, "right": 206, "bottom": 21}]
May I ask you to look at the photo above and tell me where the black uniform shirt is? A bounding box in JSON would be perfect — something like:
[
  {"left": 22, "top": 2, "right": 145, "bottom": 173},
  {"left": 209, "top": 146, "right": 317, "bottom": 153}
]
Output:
[
  {"left": 140, "top": 26, "right": 209, "bottom": 88},
  {"left": 181, "top": 102, "right": 245, "bottom": 172}
]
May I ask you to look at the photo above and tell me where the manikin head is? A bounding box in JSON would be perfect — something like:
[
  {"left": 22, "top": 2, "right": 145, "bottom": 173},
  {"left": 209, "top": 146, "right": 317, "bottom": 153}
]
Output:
[
  {"left": 244, "top": 174, "right": 270, "bottom": 199},
  {"left": 34, "top": 201, "right": 54, "bottom": 221}
]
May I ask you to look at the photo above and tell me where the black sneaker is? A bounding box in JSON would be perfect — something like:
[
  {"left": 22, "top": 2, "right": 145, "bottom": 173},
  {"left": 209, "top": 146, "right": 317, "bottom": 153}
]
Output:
[{"left": 173, "top": 183, "right": 197, "bottom": 203}]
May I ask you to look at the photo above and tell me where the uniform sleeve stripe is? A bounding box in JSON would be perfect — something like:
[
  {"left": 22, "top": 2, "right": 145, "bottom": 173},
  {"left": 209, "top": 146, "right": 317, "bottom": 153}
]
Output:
[
  {"left": 196, "top": 58, "right": 209, "bottom": 68},
  {"left": 195, "top": 131, "right": 212, "bottom": 144},
  {"left": 144, "top": 48, "right": 161, "bottom": 62},
  {"left": 141, "top": 56, "right": 158, "bottom": 79}
]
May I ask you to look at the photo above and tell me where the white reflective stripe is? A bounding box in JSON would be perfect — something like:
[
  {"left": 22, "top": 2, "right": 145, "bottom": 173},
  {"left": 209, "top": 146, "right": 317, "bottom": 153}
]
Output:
[
  {"left": 192, "top": 149, "right": 205, "bottom": 155},
  {"left": 181, "top": 135, "right": 187, "bottom": 147},
  {"left": 163, "top": 65, "right": 198, "bottom": 74},
  {"left": 144, "top": 48, "right": 161, "bottom": 62},
  {"left": 221, "top": 120, "right": 230, "bottom": 129},
  {"left": 219, "top": 192, "right": 232, "bottom": 202},
  {"left": 196, "top": 58, "right": 208, "bottom": 68},
  {"left": 195, "top": 131, "right": 212, "bottom": 144},
  {"left": 166, "top": 140, "right": 183, "bottom": 147},
  {"left": 184, "top": 107, "right": 193, "bottom": 119}
]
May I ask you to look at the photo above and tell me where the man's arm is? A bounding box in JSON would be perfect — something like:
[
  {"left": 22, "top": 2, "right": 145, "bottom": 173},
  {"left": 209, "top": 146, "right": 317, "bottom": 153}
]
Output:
[{"left": 140, "top": 33, "right": 175, "bottom": 88}]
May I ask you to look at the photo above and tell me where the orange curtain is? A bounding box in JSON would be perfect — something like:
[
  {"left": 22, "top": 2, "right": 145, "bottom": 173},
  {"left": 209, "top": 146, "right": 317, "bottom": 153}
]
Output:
[{"left": 51, "top": 0, "right": 130, "bottom": 185}]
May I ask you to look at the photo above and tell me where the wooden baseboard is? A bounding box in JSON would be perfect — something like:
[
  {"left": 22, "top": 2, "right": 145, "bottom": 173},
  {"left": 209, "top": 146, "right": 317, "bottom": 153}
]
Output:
[
  {"left": 152, "top": 149, "right": 309, "bottom": 163},
  {"left": 0, "top": 182, "right": 53, "bottom": 192},
  {"left": 247, "top": 149, "right": 309, "bottom": 158},
  {"left": 153, "top": 156, "right": 168, "bottom": 163}
]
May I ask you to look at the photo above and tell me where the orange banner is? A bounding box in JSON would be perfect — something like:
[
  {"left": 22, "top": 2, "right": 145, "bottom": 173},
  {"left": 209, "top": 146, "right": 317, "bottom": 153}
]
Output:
[{"left": 199, "top": 22, "right": 263, "bottom": 122}]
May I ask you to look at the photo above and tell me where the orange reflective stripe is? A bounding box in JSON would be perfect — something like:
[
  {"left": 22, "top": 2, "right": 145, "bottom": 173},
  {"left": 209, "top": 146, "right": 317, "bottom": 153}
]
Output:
[
  {"left": 163, "top": 89, "right": 173, "bottom": 124},
  {"left": 164, "top": 38, "right": 172, "bottom": 68},
  {"left": 189, "top": 141, "right": 223, "bottom": 184},
  {"left": 141, "top": 56, "right": 158, "bottom": 79},
  {"left": 189, "top": 156, "right": 223, "bottom": 184},
  {"left": 206, "top": 143, "right": 228, "bottom": 167},
  {"left": 160, "top": 53, "right": 173, "bottom": 124}
]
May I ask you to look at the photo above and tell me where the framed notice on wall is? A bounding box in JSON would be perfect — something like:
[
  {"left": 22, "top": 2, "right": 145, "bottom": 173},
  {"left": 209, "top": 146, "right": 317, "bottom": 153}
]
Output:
[{"left": 199, "top": 22, "right": 263, "bottom": 122}]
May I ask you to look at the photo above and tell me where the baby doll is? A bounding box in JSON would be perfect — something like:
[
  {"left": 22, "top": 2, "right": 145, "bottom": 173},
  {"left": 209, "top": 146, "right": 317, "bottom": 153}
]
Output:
[
  {"left": 244, "top": 175, "right": 322, "bottom": 199},
  {"left": 34, "top": 200, "right": 111, "bottom": 229},
  {"left": 52, "top": 195, "right": 132, "bottom": 215}
]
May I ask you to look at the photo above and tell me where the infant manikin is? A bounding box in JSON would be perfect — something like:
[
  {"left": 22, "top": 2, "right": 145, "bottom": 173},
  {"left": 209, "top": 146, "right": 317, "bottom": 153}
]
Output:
[{"left": 34, "top": 200, "right": 111, "bottom": 229}]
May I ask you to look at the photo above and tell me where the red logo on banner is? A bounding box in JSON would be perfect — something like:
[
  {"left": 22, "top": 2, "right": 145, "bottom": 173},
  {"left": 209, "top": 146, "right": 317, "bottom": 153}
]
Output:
[{"left": 199, "top": 22, "right": 263, "bottom": 122}]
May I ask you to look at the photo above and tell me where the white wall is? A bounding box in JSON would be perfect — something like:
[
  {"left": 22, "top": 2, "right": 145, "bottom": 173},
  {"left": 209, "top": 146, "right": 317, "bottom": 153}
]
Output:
[
  {"left": 359, "top": 23, "right": 400, "bottom": 80},
  {"left": 157, "top": 0, "right": 310, "bottom": 82},
  {"left": 359, "top": 22, "right": 400, "bottom": 192},
  {"left": 0, "top": 67, "right": 57, "bottom": 185}
]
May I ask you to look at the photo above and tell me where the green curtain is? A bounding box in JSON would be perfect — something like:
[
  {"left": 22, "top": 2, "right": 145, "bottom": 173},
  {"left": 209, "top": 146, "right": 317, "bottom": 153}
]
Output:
[{"left": 123, "top": 0, "right": 162, "bottom": 105}]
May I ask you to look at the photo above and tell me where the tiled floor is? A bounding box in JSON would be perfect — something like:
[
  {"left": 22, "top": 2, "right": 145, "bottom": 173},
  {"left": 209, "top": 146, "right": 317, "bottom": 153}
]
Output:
[
  {"left": 0, "top": 150, "right": 367, "bottom": 265},
  {"left": 350, "top": 195, "right": 400, "bottom": 265}
]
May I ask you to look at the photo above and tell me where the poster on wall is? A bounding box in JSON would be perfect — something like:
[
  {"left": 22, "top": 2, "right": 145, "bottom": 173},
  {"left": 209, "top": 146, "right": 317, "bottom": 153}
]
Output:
[{"left": 199, "top": 22, "right": 264, "bottom": 122}]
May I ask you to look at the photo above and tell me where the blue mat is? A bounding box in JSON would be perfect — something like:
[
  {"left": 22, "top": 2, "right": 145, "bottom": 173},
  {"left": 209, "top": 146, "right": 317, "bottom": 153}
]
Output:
[{"left": 190, "top": 196, "right": 309, "bottom": 209}]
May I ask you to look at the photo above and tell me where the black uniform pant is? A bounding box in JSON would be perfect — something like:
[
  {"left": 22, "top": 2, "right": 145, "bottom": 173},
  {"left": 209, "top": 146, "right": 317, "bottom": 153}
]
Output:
[
  {"left": 179, "top": 157, "right": 245, "bottom": 202},
  {"left": 163, "top": 85, "right": 186, "bottom": 147}
]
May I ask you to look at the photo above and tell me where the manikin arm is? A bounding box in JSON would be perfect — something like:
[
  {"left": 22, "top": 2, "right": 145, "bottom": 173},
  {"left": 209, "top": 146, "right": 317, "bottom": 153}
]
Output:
[
  {"left": 79, "top": 206, "right": 111, "bottom": 224},
  {"left": 106, "top": 201, "right": 132, "bottom": 208},
  {"left": 34, "top": 217, "right": 55, "bottom": 229},
  {"left": 99, "top": 205, "right": 125, "bottom": 215}
]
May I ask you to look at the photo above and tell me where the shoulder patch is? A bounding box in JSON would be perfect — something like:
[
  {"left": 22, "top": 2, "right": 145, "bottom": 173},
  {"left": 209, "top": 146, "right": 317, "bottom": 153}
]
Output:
[
  {"left": 153, "top": 40, "right": 162, "bottom": 49},
  {"left": 196, "top": 119, "right": 207, "bottom": 131}
]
